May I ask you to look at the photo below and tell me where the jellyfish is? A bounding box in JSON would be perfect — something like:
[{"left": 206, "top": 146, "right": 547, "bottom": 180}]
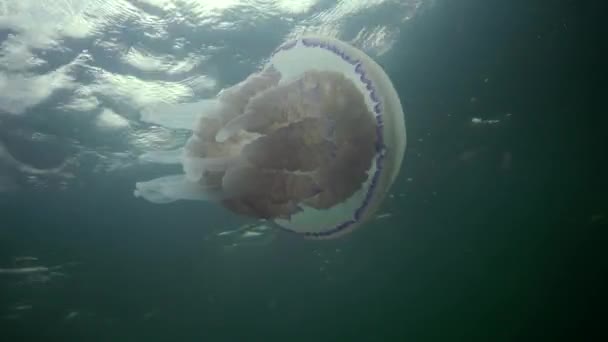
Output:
[{"left": 134, "top": 36, "right": 406, "bottom": 239}]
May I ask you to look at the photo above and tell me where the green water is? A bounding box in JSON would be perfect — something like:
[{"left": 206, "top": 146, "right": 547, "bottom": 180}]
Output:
[{"left": 1, "top": 0, "right": 605, "bottom": 341}]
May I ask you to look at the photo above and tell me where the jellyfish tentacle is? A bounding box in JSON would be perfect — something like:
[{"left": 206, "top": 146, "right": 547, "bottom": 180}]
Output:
[
  {"left": 182, "top": 155, "right": 240, "bottom": 182},
  {"left": 184, "top": 67, "right": 284, "bottom": 177},
  {"left": 216, "top": 65, "right": 282, "bottom": 124},
  {"left": 222, "top": 165, "right": 319, "bottom": 202},
  {"left": 134, "top": 174, "right": 224, "bottom": 204},
  {"left": 241, "top": 117, "right": 331, "bottom": 172},
  {"left": 215, "top": 71, "right": 331, "bottom": 141}
]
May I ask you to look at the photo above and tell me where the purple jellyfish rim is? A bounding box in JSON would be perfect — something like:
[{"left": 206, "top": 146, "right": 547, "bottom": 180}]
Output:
[{"left": 272, "top": 38, "right": 387, "bottom": 238}]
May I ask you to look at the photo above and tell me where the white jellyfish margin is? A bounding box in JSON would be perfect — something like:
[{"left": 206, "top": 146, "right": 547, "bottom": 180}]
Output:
[{"left": 135, "top": 36, "right": 406, "bottom": 239}]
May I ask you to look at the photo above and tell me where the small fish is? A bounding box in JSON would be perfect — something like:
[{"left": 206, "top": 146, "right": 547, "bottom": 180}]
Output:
[
  {"left": 65, "top": 311, "right": 79, "bottom": 321},
  {"left": 13, "top": 305, "right": 32, "bottom": 311},
  {"left": 0, "top": 266, "right": 49, "bottom": 275},
  {"left": 375, "top": 213, "right": 392, "bottom": 220},
  {"left": 14, "top": 256, "right": 38, "bottom": 263},
  {"left": 241, "top": 231, "right": 264, "bottom": 238}
]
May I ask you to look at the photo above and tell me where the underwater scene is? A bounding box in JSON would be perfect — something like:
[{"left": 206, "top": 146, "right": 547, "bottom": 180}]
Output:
[{"left": 0, "top": 0, "right": 604, "bottom": 341}]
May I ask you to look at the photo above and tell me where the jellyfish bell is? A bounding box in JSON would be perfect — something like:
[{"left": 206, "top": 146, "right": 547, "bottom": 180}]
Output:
[{"left": 135, "top": 36, "right": 406, "bottom": 239}]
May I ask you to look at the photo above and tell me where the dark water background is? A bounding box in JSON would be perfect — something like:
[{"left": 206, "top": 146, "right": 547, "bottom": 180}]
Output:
[{"left": 1, "top": 0, "right": 606, "bottom": 341}]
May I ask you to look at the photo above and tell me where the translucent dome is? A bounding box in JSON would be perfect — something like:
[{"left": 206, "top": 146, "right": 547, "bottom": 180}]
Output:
[{"left": 134, "top": 36, "right": 406, "bottom": 239}]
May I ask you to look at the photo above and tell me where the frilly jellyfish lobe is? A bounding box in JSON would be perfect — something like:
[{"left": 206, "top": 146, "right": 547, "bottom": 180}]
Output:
[{"left": 134, "top": 36, "right": 406, "bottom": 239}]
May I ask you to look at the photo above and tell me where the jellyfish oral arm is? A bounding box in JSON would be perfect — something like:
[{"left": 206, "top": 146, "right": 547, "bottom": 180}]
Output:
[{"left": 134, "top": 174, "right": 224, "bottom": 204}]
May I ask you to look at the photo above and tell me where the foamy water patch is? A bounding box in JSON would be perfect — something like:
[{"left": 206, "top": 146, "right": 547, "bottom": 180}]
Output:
[
  {"left": 59, "top": 89, "right": 101, "bottom": 112},
  {"left": 95, "top": 108, "right": 130, "bottom": 130},
  {"left": 0, "top": 68, "right": 76, "bottom": 115},
  {"left": 85, "top": 67, "right": 195, "bottom": 110},
  {"left": 123, "top": 47, "right": 202, "bottom": 74}
]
